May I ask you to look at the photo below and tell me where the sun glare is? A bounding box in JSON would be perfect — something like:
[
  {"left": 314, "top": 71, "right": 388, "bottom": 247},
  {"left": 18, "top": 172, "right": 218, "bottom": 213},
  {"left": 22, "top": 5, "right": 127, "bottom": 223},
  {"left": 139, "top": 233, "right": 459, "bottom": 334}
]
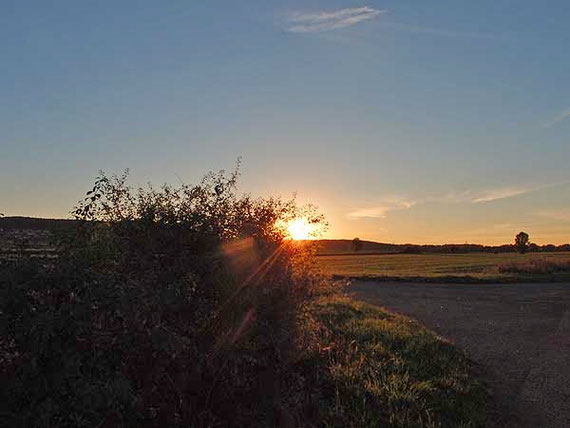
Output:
[{"left": 286, "top": 218, "right": 314, "bottom": 240}]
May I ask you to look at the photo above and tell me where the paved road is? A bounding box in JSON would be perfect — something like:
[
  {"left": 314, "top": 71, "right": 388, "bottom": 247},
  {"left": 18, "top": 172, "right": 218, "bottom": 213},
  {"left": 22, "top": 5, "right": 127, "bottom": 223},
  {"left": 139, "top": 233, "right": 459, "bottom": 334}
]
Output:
[{"left": 349, "top": 281, "right": 570, "bottom": 428}]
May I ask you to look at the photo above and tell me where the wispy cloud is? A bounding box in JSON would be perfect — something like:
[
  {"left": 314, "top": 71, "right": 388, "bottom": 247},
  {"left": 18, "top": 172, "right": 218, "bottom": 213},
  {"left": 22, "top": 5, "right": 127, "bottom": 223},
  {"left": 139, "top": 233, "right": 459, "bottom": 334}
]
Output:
[
  {"left": 469, "top": 181, "right": 570, "bottom": 203},
  {"left": 349, "top": 182, "right": 568, "bottom": 221},
  {"left": 418, "top": 188, "right": 530, "bottom": 205},
  {"left": 470, "top": 187, "right": 533, "bottom": 203},
  {"left": 286, "top": 7, "right": 384, "bottom": 33},
  {"left": 349, "top": 185, "right": 538, "bottom": 220},
  {"left": 543, "top": 108, "right": 570, "bottom": 128},
  {"left": 433, "top": 184, "right": 554, "bottom": 204},
  {"left": 348, "top": 197, "right": 415, "bottom": 219}
]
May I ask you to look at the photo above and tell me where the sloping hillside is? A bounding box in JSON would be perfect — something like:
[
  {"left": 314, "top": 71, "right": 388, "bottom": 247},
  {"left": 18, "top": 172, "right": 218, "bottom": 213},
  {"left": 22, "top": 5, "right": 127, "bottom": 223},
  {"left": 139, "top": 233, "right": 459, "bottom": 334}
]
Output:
[
  {"left": 314, "top": 239, "right": 399, "bottom": 255},
  {"left": 0, "top": 216, "right": 77, "bottom": 231}
]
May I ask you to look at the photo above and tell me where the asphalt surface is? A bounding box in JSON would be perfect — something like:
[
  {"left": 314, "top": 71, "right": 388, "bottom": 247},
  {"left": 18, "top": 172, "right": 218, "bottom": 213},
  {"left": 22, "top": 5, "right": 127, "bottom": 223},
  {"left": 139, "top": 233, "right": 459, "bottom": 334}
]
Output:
[{"left": 349, "top": 281, "right": 570, "bottom": 428}]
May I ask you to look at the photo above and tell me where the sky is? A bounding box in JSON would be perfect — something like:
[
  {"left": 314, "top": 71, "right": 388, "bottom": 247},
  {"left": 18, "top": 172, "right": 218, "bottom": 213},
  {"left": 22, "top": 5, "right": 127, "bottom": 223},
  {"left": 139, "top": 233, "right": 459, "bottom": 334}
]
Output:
[{"left": 1, "top": 0, "right": 569, "bottom": 245}]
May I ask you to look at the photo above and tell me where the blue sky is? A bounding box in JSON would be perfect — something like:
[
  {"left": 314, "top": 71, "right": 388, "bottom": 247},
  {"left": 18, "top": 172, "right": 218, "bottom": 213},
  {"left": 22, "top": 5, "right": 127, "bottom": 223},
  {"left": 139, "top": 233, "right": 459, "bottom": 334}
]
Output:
[{"left": 1, "top": 1, "right": 569, "bottom": 244}]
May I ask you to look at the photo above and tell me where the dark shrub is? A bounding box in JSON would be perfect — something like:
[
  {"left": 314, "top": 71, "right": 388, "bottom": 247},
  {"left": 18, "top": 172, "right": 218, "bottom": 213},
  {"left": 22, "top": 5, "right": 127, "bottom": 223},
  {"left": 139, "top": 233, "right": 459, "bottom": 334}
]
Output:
[{"left": 1, "top": 166, "right": 332, "bottom": 427}]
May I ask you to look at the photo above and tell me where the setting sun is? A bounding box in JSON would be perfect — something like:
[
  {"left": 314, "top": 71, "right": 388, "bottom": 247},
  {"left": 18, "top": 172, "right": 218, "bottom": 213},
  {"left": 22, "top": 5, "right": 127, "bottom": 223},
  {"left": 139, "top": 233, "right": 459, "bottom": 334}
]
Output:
[{"left": 286, "top": 218, "right": 314, "bottom": 240}]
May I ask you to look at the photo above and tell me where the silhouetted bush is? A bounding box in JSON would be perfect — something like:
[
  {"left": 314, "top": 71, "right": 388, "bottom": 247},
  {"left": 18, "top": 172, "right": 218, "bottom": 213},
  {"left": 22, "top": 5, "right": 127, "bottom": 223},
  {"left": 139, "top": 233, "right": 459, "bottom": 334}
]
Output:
[{"left": 1, "top": 167, "right": 333, "bottom": 427}]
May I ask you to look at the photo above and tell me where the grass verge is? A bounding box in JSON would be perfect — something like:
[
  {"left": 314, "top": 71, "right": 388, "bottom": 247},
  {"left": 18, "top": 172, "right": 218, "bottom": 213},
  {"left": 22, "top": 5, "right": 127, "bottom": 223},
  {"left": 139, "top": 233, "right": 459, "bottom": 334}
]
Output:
[{"left": 296, "top": 297, "right": 487, "bottom": 428}]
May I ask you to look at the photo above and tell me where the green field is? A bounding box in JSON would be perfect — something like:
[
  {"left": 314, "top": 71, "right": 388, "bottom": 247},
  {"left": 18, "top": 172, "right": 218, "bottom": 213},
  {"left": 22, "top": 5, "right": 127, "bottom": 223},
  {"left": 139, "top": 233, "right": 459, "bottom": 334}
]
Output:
[{"left": 317, "top": 252, "right": 570, "bottom": 282}]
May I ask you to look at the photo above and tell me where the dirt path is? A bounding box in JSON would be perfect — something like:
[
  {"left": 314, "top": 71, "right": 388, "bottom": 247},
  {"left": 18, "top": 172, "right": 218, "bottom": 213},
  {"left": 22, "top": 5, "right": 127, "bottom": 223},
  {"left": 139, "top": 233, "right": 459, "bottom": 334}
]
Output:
[{"left": 349, "top": 281, "right": 570, "bottom": 428}]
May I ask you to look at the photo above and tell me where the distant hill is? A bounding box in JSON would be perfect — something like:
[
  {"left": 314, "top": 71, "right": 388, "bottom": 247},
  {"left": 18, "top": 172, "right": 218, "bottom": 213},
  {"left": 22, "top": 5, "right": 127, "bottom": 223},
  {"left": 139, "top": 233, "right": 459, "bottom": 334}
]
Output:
[
  {"left": 0, "top": 216, "right": 77, "bottom": 231},
  {"left": 314, "top": 239, "right": 570, "bottom": 255},
  {"left": 313, "top": 239, "right": 399, "bottom": 255}
]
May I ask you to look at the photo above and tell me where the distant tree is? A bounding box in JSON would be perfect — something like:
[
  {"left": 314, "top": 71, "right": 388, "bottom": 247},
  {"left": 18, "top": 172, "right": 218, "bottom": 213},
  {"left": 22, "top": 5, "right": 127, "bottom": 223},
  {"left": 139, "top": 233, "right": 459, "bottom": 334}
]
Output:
[
  {"left": 352, "top": 237, "right": 363, "bottom": 252},
  {"left": 515, "top": 231, "right": 530, "bottom": 254}
]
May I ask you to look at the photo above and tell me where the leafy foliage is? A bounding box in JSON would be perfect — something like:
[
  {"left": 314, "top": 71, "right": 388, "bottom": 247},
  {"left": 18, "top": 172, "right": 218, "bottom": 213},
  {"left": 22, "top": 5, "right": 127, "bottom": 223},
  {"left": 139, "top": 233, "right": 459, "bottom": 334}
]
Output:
[{"left": 1, "top": 166, "right": 331, "bottom": 428}]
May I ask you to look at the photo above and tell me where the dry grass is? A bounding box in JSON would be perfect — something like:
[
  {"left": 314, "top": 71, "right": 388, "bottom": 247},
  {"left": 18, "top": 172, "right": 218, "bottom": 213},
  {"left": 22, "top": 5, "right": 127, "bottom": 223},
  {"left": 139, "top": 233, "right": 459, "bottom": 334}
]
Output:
[{"left": 497, "top": 257, "right": 570, "bottom": 274}]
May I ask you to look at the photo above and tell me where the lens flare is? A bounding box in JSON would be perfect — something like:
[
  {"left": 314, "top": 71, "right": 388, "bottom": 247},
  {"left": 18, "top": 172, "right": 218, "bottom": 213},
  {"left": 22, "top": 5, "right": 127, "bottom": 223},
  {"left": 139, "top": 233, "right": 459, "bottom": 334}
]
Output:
[{"left": 286, "top": 217, "right": 314, "bottom": 240}]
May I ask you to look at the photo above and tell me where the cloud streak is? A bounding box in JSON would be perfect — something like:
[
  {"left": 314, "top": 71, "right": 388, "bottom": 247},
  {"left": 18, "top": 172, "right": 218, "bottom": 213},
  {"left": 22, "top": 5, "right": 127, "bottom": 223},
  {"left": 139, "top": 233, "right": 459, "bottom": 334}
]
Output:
[
  {"left": 543, "top": 108, "right": 570, "bottom": 128},
  {"left": 433, "top": 184, "right": 556, "bottom": 204},
  {"left": 348, "top": 185, "right": 536, "bottom": 220},
  {"left": 286, "top": 7, "right": 384, "bottom": 33},
  {"left": 470, "top": 187, "right": 533, "bottom": 203},
  {"left": 348, "top": 181, "right": 569, "bottom": 221},
  {"left": 468, "top": 181, "right": 570, "bottom": 203},
  {"left": 348, "top": 198, "right": 415, "bottom": 219}
]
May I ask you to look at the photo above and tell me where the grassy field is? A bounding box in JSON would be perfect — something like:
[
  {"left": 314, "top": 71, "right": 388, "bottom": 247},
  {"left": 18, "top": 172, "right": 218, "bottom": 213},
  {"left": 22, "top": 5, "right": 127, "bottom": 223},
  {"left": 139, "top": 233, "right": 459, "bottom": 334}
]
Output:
[
  {"left": 301, "top": 296, "right": 487, "bottom": 427},
  {"left": 317, "top": 252, "right": 570, "bottom": 282}
]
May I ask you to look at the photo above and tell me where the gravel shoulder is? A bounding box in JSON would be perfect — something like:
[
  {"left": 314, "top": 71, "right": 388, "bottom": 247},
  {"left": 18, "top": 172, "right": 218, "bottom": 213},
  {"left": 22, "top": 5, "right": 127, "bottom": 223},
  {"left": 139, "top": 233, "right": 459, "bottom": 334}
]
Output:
[{"left": 349, "top": 281, "right": 570, "bottom": 428}]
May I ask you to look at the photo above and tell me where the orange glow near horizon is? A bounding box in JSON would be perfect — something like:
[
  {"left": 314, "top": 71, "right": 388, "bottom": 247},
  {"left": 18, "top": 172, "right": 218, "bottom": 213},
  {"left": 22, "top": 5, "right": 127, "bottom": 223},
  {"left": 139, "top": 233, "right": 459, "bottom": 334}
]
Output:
[{"left": 286, "top": 218, "right": 314, "bottom": 240}]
